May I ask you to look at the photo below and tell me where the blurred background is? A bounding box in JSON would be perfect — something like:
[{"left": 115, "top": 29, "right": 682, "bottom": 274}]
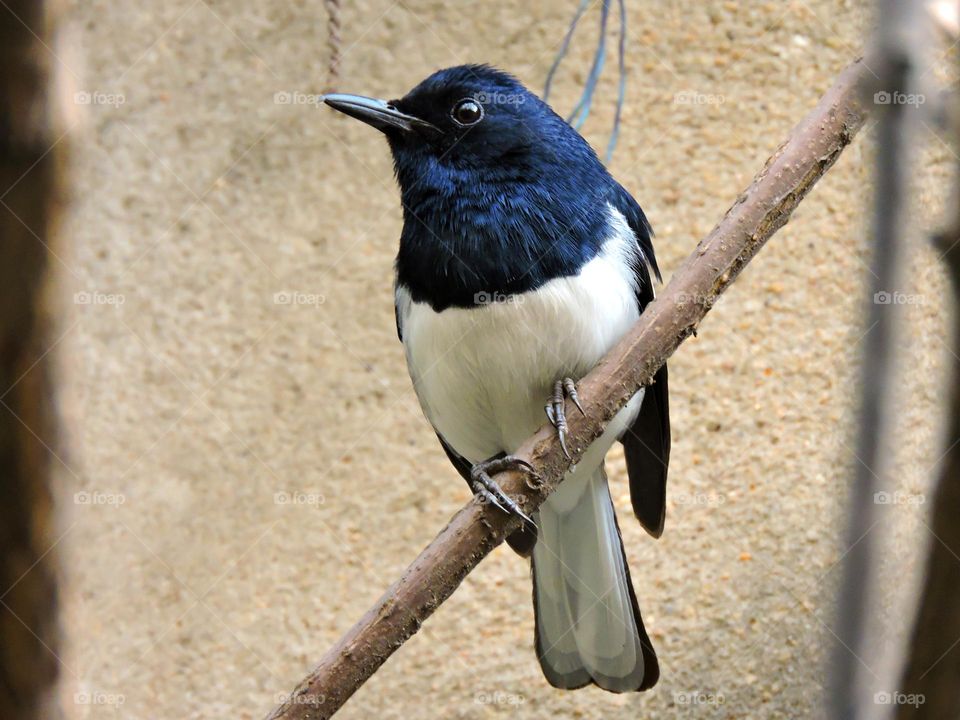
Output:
[{"left": 8, "top": 0, "right": 956, "bottom": 717}]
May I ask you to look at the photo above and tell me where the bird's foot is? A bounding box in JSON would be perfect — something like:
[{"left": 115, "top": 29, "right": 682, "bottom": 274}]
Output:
[
  {"left": 544, "top": 378, "right": 585, "bottom": 460},
  {"left": 470, "top": 456, "right": 537, "bottom": 529}
]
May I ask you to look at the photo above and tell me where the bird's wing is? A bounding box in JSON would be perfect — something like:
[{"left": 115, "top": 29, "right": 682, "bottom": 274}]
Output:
[{"left": 610, "top": 184, "right": 671, "bottom": 538}]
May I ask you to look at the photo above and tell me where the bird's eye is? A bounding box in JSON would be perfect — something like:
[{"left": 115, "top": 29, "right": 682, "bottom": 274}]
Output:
[{"left": 451, "top": 98, "right": 484, "bottom": 126}]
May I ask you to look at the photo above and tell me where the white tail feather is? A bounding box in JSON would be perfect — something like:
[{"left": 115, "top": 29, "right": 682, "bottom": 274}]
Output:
[{"left": 532, "top": 467, "right": 648, "bottom": 692}]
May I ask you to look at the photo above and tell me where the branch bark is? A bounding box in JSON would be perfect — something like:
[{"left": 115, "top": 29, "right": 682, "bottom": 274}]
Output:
[{"left": 267, "top": 57, "right": 873, "bottom": 720}]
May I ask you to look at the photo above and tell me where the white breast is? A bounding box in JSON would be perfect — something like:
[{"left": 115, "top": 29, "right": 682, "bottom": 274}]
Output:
[{"left": 396, "top": 205, "right": 647, "bottom": 465}]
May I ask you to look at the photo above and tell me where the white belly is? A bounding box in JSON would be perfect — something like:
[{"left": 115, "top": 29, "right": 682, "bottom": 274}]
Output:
[{"left": 396, "top": 206, "right": 648, "bottom": 471}]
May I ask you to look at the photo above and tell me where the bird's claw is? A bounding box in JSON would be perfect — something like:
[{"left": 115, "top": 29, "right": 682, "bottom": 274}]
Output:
[
  {"left": 564, "top": 378, "right": 585, "bottom": 416},
  {"left": 470, "top": 456, "right": 537, "bottom": 529},
  {"left": 545, "top": 378, "right": 585, "bottom": 460}
]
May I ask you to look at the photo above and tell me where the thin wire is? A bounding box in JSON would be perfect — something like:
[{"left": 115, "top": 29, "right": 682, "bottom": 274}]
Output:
[
  {"left": 543, "top": 0, "right": 628, "bottom": 164},
  {"left": 604, "top": 0, "right": 627, "bottom": 163},
  {"left": 543, "top": 0, "right": 592, "bottom": 102},
  {"left": 567, "top": 0, "right": 610, "bottom": 130},
  {"left": 324, "top": 0, "right": 342, "bottom": 93}
]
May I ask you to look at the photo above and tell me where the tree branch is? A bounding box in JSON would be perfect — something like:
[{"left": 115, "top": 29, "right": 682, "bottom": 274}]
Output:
[{"left": 267, "top": 57, "right": 872, "bottom": 720}]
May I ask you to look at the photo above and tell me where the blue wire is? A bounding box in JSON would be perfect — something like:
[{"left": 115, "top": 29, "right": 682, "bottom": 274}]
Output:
[
  {"left": 604, "top": 0, "right": 627, "bottom": 163},
  {"left": 544, "top": 0, "right": 627, "bottom": 164},
  {"left": 543, "top": 0, "right": 592, "bottom": 102},
  {"left": 567, "top": 0, "right": 610, "bottom": 130}
]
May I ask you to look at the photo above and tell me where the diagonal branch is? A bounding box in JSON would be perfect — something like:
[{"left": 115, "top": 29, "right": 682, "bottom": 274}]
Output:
[{"left": 267, "top": 57, "right": 873, "bottom": 720}]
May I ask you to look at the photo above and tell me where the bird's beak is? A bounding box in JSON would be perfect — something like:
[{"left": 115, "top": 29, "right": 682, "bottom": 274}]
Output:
[{"left": 323, "top": 93, "right": 439, "bottom": 138}]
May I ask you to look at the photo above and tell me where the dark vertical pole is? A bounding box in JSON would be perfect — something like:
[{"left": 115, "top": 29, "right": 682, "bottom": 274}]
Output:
[
  {"left": 0, "top": 1, "right": 65, "bottom": 718},
  {"left": 830, "top": 2, "right": 926, "bottom": 718},
  {"left": 895, "top": 4, "right": 960, "bottom": 718}
]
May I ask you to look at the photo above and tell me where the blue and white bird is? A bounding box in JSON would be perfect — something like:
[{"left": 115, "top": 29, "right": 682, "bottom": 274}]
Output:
[{"left": 324, "top": 65, "right": 670, "bottom": 693}]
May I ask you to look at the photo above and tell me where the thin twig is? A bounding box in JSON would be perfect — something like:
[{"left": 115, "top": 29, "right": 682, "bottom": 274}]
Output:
[
  {"left": 542, "top": 0, "right": 591, "bottom": 102},
  {"left": 324, "top": 0, "right": 342, "bottom": 94},
  {"left": 266, "top": 57, "right": 873, "bottom": 720}
]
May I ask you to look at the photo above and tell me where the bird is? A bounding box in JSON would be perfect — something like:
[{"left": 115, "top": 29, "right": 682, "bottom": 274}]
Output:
[{"left": 324, "top": 64, "right": 670, "bottom": 693}]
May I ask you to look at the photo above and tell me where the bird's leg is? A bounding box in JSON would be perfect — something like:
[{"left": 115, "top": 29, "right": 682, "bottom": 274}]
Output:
[
  {"left": 544, "top": 378, "right": 586, "bottom": 460},
  {"left": 470, "top": 455, "right": 537, "bottom": 529}
]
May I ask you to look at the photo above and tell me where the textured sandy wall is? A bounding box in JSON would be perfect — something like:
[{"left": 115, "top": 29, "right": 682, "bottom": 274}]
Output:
[{"left": 53, "top": 1, "right": 956, "bottom": 718}]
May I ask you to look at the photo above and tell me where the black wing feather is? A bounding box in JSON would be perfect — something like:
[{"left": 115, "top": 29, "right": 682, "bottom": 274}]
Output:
[{"left": 610, "top": 184, "right": 671, "bottom": 538}]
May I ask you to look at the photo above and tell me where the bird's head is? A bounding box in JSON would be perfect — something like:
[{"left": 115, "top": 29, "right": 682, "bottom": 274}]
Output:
[
  {"left": 323, "top": 65, "right": 633, "bottom": 310},
  {"left": 323, "top": 65, "right": 597, "bottom": 189}
]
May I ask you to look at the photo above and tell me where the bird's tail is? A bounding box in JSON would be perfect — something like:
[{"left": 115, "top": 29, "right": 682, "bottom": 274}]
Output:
[{"left": 531, "top": 466, "right": 658, "bottom": 692}]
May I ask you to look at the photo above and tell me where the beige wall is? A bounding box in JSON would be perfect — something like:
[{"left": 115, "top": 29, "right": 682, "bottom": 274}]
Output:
[{"left": 55, "top": 1, "right": 955, "bottom": 717}]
